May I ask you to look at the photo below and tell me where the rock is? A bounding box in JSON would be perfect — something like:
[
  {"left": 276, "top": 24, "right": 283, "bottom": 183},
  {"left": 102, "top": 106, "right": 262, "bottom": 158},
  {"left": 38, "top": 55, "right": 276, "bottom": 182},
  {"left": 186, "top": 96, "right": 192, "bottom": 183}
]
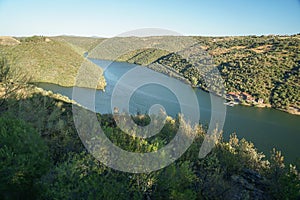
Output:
[
  {"left": 242, "top": 169, "right": 262, "bottom": 181},
  {"left": 231, "top": 175, "right": 255, "bottom": 190},
  {"left": 224, "top": 169, "right": 271, "bottom": 200},
  {"left": 242, "top": 169, "right": 268, "bottom": 190}
]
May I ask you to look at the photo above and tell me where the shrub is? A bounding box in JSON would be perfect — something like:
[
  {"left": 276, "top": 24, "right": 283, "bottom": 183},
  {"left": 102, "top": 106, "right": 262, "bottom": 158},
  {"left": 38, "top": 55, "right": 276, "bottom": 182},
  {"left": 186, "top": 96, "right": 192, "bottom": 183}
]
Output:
[{"left": 0, "top": 116, "right": 50, "bottom": 199}]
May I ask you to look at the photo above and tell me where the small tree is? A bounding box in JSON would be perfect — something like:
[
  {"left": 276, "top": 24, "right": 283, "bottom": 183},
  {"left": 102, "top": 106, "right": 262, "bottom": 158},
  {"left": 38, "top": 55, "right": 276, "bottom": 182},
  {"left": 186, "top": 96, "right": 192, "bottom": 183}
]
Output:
[
  {"left": 191, "top": 76, "right": 198, "bottom": 87},
  {"left": 0, "top": 56, "right": 31, "bottom": 109},
  {"left": 268, "top": 148, "right": 300, "bottom": 199}
]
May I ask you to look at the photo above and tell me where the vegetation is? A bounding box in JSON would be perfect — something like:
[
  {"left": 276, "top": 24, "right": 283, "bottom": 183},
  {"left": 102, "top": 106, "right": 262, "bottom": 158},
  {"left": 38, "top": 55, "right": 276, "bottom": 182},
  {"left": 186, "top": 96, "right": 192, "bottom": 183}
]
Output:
[
  {"left": 0, "top": 59, "right": 299, "bottom": 199},
  {"left": 87, "top": 34, "right": 300, "bottom": 114},
  {"left": 0, "top": 36, "right": 106, "bottom": 90},
  {"left": 0, "top": 117, "right": 50, "bottom": 199},
  {"left": 12, "top": 34, "right": 294, "bottom": 113},
  {"left": 208, "top": 35, "right": 299, "bottom": 113},
  {"left": 52, "top": 36, "right": 105, "bottom": 55}
]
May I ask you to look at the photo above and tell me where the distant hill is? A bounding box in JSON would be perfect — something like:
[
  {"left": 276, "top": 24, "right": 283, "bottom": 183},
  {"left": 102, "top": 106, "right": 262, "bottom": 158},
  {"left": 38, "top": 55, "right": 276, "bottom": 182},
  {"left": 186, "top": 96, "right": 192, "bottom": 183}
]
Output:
[
  {"left": 0, "top": 36, "right": 106, "bottom": 90},
  {"left": 52, "top": 36, "right": 105, "bottom": 55}
]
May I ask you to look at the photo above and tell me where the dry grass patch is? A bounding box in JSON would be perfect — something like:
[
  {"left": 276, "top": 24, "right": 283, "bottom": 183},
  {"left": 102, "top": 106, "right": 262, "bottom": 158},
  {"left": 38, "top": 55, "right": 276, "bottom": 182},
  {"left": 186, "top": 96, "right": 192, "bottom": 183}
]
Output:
[
  {"left": 251, "top": 44, "right": 272, "bottom": 53},
  {"left": 0, "top": 36, "right": 20, "bottom": 46}
]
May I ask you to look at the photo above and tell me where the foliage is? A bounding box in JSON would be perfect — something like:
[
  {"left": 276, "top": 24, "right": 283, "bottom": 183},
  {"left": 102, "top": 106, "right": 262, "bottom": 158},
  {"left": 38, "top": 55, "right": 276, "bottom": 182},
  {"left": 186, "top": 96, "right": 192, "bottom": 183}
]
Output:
[
  {"left": 48, "top": 35, "right": 300, "bottom": 113},
  {"left": 0, "top": 56, "right": 299, "bottom": 199},
  {"left": 0, "top": 116, "right": 50, "bottom": 199},
  {"left": 87, "top": 35, "right": 300, "bottom": 113},
  {"left": 6, "top": 92, "right": 85, "bottom": 163},
  {"left": 218, "top": 133, "right": 269, "bottom": 173},
  {"left": 267, "top": 148, "right": 300, "bottom": 199},
  {"left": 40, "top": 152, "right": 131, "bottom": 200},
  {"left": 0, "top": 38, "right": 106, "bottom": 90},
  {"left": 20, "top": 35, "right": 47, "bottom": 43},
  {"left": 52, "top": 36, "right": 105, "bottom": 55},
  {"left": 0, "top": 56, "right": 31, "bottom": 111},
  {"left": 153, "top": 161, "right": 197, "bottom": 200}
]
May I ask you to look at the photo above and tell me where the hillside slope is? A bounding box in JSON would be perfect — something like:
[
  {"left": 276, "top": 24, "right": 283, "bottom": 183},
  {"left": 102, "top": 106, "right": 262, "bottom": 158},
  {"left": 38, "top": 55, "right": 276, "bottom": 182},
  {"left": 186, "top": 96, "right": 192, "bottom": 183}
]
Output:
[
  {"left": 52, "top": 36, "right": 105, "bottom": 55},
  {"left": 0, "top": 36, "right": 106, "bottom": 89},
  {"left": 87, "top": 35, "right": 300, "bottom": 114}
]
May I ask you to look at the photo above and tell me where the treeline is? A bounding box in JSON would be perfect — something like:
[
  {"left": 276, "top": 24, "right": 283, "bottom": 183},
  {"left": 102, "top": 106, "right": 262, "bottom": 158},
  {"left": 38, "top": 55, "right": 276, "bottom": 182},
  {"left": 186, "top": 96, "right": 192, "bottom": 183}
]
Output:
[{"left": 0, "top": 59, "right": 299, "bottom": 199}]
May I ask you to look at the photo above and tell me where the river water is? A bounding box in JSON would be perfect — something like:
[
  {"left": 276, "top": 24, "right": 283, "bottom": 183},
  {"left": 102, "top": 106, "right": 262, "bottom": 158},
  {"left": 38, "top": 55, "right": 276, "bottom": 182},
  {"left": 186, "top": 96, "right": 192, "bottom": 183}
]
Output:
[{"left": 38, "top": 59, "right": 300, "bottom": 163}]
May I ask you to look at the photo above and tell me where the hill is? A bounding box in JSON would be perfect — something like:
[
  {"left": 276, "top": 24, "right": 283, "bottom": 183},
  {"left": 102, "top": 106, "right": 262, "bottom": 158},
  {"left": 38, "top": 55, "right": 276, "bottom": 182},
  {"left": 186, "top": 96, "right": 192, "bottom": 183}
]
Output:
[
  {"left": 3, "top": 35, "right": 297, "bottom": 114},
  {"left": 87, "top": 35, "right": 300, "bottom": 114},
  {"left": 0, "top": 36, "right": 106, "bottom": 90},
  {"left": 52, "top": 36, "right": 105, "bottom": 55}
]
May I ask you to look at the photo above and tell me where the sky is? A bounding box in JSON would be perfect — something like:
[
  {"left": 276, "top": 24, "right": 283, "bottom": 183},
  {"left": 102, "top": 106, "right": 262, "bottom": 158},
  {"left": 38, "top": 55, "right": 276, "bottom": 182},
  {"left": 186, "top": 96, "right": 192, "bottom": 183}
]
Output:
[{"left": 0, "top": 0, "right": 299, "bottom": 37}]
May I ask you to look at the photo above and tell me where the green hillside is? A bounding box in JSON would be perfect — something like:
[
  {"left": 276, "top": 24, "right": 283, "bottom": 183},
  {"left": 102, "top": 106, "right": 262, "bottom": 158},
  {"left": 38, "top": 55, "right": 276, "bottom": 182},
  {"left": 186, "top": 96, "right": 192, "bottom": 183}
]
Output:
[
  {"left": 1, "top": 34, "right": 298, "bottom": 114},
  {"left": 52, "top": 36, "right": 105, "bottom": 55},
  {"left": 0, "top": 36, "right": 106, "bottom": 90},
  {"left": 87, "top": 35, "right": 300, "bottom": 114}
]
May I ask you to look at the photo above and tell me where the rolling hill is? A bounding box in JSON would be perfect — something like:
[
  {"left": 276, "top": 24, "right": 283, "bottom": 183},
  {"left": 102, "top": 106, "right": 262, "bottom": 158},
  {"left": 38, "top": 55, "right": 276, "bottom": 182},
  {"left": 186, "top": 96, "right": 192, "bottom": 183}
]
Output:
[{"left": 0, "top": 36, "right": 106, "bottom": 90}]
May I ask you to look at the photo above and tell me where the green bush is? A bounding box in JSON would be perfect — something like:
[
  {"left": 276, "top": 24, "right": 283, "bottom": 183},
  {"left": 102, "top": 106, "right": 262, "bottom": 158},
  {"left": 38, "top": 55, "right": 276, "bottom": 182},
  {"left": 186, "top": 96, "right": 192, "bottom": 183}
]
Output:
[
  {"left": 40, "top": 152, "right": 131, "bottom": 200},
  {"left": 0, "top": 116, "right": 50, "bottom": 199}
]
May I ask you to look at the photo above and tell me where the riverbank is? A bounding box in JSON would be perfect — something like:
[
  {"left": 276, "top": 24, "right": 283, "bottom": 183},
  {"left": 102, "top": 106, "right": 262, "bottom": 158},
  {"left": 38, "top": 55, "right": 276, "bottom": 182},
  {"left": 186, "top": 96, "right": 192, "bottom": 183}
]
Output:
[
  {"left": 102, "top": 58, "right": 299, "bottom": 116},
  {"left": 206, "top": 89, "right": 298, "bottom": 116},
  {"left": 33, "top": 80, "right": 106, "bottom": 91},
  {"left": 84, "top": 35, "right": 299, "bottom": 116},
  {"left": 36, "top": 59, "right": 300, "bottom": 165},
  {"left": 223, "top": 91, "right": 299, "bottom": 115},
  {"left": 147, "top": 61, "right": 299, "bottom": 116},
  {"left": 279, "top": 107, "right": 300, "bottom": 115}
]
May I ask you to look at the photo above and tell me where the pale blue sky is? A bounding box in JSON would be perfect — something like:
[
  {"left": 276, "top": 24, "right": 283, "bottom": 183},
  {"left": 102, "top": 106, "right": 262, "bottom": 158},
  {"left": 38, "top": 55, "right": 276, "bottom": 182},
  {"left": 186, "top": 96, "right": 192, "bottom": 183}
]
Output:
[{"left": 0, "top": 0, "right": 299, "bottom": 37}]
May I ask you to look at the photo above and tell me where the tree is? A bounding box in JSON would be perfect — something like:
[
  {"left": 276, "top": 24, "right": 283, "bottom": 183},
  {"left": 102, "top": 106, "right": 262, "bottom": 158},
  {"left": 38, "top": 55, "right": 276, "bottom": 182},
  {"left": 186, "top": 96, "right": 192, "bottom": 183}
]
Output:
[
  {"left": 0, "top": 116, "right": 50, "bottom": 199},
  {"left": 153, "top": 161, "right": 197, "bottom": 200},
  {"left": 0, "top": 56, "right": 31, "bottom": 109},
  {"left": 40, "top": 152, "right": 131, "bottom": 200},
  {"left": 267, "top": 148, "right": 300, "bottom": 199}
]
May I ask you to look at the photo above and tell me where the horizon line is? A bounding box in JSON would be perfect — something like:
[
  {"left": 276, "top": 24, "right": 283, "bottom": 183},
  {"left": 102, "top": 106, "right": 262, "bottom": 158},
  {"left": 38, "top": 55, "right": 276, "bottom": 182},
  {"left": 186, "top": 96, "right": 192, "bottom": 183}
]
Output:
[{"left": 1, "top": 32, "right": 300, "bottom": 38}]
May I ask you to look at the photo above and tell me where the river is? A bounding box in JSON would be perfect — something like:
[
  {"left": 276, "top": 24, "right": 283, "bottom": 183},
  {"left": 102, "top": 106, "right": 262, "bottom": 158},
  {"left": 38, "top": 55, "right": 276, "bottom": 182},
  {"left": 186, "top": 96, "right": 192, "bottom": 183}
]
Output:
[{"left": 38, "top": 59, "right": 300, "bottom": 163}]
